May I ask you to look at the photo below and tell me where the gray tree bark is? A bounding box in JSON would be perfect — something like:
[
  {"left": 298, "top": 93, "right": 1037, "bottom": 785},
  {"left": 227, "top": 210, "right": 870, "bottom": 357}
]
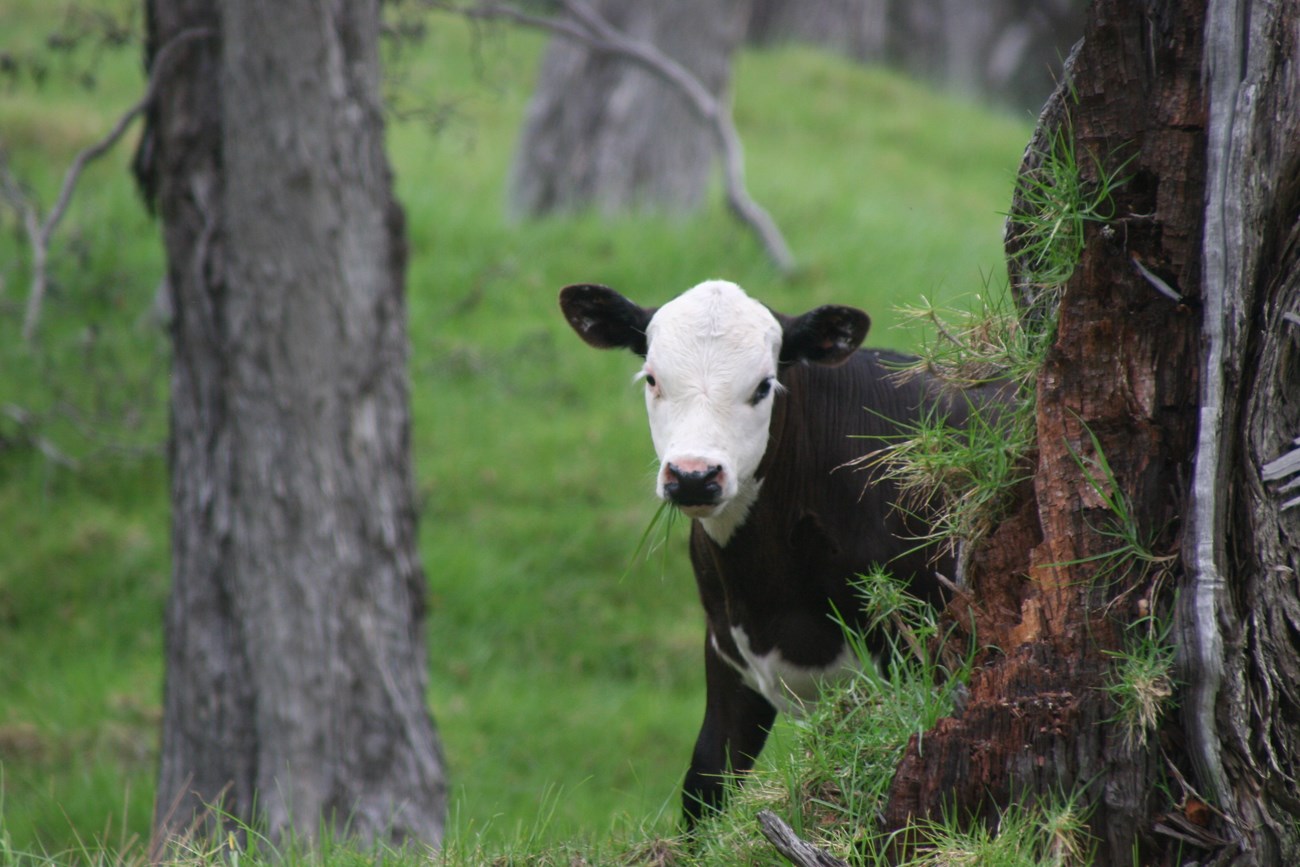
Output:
[
  {"left": 746, "top": 0, "right": 883, "bottom": 59},
  {"left": 135, "top": 0, "right": 446, "bottom": 848},
  {"left": 508, "top": 0, "right": 751, "bottom": 217},
  {"left": 1180, "top": 0, "right": 1300, "bottom": 861}
]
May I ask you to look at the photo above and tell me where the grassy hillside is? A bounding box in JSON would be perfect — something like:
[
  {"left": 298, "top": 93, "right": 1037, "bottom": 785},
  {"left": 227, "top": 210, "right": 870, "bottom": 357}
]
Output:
[{"left": 0, "top": 3, "right": 1032, "bottom": 860}]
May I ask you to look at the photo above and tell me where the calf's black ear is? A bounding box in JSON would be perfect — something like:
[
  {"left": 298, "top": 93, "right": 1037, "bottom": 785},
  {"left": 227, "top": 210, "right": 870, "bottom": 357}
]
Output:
[
  {"left": 779, "top": 305, "right": 870, "bottom": 366},
  {"left": 559, "top": 283, "right": 655, "bottom": 357}
]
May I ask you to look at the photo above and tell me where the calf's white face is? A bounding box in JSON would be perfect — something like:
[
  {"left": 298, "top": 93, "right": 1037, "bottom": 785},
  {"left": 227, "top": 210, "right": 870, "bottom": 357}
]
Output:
[
  {"left": 640, "top": 282, "right": 782, "bottom": 527},
  {"left": 559, "top": 279, "right": 870, "bottom": 543}
]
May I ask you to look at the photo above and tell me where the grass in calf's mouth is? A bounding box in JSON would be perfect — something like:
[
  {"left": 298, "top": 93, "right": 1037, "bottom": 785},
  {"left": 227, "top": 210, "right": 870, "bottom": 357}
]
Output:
[{"left": 623, "top": 499, "right": 683, "bottom": 581}]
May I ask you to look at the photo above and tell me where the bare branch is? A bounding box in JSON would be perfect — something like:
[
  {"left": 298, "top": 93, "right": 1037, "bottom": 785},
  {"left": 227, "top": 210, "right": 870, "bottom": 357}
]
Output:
[
  {"left": 756, "top": 810, "right": 848, "bottom": 867},
  {"left": 450, "top": 0, "right": 796, "bottom": 274},
  {"left": 0, "top": 156, "right": 42, "bottom": 301},
  {"left": 18, "top": 26, "right": 213, "bottom": 343},
  {"left": 2, "top": 404, "right": 79, "bottom": 469}
]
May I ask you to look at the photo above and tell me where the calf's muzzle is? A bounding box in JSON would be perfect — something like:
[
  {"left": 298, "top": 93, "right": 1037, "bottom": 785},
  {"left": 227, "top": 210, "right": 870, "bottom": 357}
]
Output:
[{"left": 663, "top": 462, "right": 724, "bottom": 507}]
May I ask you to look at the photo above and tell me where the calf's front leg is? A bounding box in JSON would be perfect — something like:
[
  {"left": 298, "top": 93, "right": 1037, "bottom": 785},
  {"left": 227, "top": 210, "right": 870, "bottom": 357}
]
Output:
[{"left": 682, "top": 633, "right": 777, "bottom": 829}]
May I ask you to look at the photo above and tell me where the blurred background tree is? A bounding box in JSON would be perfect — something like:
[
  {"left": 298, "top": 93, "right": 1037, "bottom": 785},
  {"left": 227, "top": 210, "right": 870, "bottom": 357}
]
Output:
[
  {"left": 507, "top": 0, "right": 751, "bottom": 217},
  {"left": 505, "top": 0, "right": 1084, "bottom": 221},
  {"left": 748, "top": 0, "right": 1086, "bottom": 112}
]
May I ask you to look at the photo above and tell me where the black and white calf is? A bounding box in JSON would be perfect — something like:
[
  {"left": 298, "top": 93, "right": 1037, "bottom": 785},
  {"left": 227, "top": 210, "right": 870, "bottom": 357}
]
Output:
[{"left": 559, "top": 279, "right": 965, "bottom": 826}]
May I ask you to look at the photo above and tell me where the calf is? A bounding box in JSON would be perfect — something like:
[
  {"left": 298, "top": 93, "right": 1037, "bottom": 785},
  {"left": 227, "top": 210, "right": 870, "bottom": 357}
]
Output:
[{"left": 559, "top": 279, "right": 963, "bottom": 826}]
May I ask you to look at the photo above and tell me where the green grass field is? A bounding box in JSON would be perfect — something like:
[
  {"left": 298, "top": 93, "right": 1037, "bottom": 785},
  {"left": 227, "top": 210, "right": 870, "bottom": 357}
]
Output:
[{"left": 0, "top": 3, "right": 1032, "bottom": 861}]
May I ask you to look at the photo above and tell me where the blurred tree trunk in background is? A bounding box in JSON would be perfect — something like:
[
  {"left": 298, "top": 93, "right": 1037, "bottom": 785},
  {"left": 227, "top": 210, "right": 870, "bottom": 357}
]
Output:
[
  {"left": 747, "top": 0, "right": 1086, "bottom": 111},
  {"left": 135, "top": 0, "right": 446, "bottom": 848},
  {"left": 746, "top": 0, "right": 884, "bottom": 60},
  {"left": 883, "top": 1, "right": 1300, "bottom": 864},
  {"left": 904, "top": 0, "right": 1085, "bottom": 110},
  {"left": 508, "top": 0, "right": 751, "bottom": 217}
]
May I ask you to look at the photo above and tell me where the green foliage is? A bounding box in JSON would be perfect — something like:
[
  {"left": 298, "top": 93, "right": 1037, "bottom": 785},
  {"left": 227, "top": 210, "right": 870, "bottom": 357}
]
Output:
[
  {"left": 0, "top": 2, "right": 1032, "bottom": 863},
  {"left": 874, "top": 287, "right": 1047, "bottom": 549},
  {"left": 1063, "top": 422, "right": 1175, "bottom": 597},
  {"left": 1005, "top": 112, "right": 1133, "bottom": 293},
  {"left": 898, "top": 794, "right": 1095, "bottom": 867}
]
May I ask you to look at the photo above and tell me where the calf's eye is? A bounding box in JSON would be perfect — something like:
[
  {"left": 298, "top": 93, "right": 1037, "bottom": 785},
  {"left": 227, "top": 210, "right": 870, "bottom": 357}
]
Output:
[
  {"left": 750, "top": 377, "right": 773, "bottom": 405},
  {"left": 645, "top": 374, "right": 657, "bottom": 388}
]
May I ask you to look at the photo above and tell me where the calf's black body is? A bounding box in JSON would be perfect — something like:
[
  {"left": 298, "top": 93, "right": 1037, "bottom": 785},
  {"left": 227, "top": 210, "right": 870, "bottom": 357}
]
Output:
[
  {"left": 557, "top": 282, "right": 969, "bottom": 828},
  {"left": 680, "top": 348, "right": 960, "bottom": 824}
]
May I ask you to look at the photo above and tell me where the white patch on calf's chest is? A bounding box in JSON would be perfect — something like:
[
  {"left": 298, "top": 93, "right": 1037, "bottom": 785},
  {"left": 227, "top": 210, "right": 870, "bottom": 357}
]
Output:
[
  {"left": 699, "top": 478, "right": 762, "bottom": 545},
  {"left": 712, "top": 626, "right": 859, "bottom": 715}
]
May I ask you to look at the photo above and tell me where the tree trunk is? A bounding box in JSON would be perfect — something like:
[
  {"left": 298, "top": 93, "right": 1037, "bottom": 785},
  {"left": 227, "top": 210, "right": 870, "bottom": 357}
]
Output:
[
  {"left": 1182, "top": 0, "right": 1300, "bottom": 860},
  {"left": 746, "top": 0, "right": 883, "bottom": 60},
  {"left": 508, "top": 0, "right": 751, "bottom": 217},
  {"left": 883, "top": 1, "right": 1300, "bottom": 863},
  {"left": 883, "top": 2, "right": 1204, "bottom": 864},
  {"left": 136, "top": 0, "right": 447, "bottom": 847}
]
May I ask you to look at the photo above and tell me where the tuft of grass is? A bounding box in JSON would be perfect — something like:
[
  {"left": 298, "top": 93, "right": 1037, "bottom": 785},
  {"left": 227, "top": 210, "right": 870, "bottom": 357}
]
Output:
[
  {"left": 623, "top": 499, "right": 684, "bottom": 582},
  {"left": 874, "top": 287, "right": 1046, "bottom": 549},
  {"left": 1102, "top": 613, "right": 1177, "bottom": 753},
  {"left": 676, "top": 568, "right": 971, "bottom": 867},
  {"left": 876, "top": 104, "right": 1132, "bottom": 556},
  {"left": 899, "top": 794, "right": 1095, "bottom": 867},
  {"left": 1057, "top": 421, "right": 1178, "bottom": 754},
  {"left": 852, "top": 566, "right": 938, "bottom": 662},
  {"left": 1063, "top": 421, "right": 1176, "bottom": 600},
  {"left": 1004, "top": 111, "right": 1133, "bottom": 295}
]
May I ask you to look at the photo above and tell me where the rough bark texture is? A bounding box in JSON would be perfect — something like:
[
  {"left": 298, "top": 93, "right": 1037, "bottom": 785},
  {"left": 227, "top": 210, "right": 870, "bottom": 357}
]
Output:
[
  {"left": 1184, "top": 0, "right": 1300, "bottom": 860},
  {"left": 885, "top": 1, "right": 1300, "bottom": 863},
  {"left": 136, "top": 0, "right": 446, "bottom": 847},
  {"left": 883, "top": 4, "right": 1208, "bottom": 865},
  {"left": 508, "top": 0, "right": 751, "bottom": 217}
]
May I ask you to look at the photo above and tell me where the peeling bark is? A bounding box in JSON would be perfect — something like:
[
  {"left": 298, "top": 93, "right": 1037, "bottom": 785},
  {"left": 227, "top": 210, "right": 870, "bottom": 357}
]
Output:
[
  {"left": 886, "top": 1, "right": 1300, "bottom": 863},
  {"left": 884, "top": 4, "right": 1207, "bottom": 864}
]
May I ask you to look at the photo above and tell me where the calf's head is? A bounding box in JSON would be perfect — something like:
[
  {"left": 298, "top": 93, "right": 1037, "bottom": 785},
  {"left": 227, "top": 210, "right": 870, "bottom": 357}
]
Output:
[{"left": 560, "top": 280, "right": 869, "bottom": 531}]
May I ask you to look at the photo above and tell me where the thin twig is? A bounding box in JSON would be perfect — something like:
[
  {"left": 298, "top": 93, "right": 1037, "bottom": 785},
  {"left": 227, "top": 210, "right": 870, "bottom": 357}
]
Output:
[
  {"left": 451, "top": 0, "right": 796, "bottom": 273},
  {"left": 0, "top": 158, "right": 43, "bottom": 302},
  {"left": 1130, "top": 253, "right": 1183, "bottom": 303},
  {"left": 2, "top": 404, "right": 79, "bottom": 469},
  {"left": 20, "top": 26, "right": 214, "bottom": 342}
]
